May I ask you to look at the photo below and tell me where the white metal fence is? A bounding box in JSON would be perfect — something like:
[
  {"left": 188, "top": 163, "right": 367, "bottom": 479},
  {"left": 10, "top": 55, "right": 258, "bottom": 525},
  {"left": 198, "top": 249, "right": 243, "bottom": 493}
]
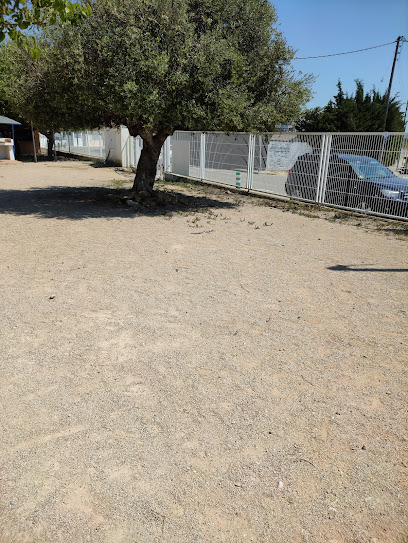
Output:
[
  {"left": 53, "top": 131, "right": 105, "bottom": 158},
  {"left": 47, "top": 130, "right": 162, "bottom": 172},
  {"left": 40, "top": 129, "right": 408, "bottom": 220},
  {"left": 120, "top": 132, "right": 142, "bottom": 168},
  {"left": 167, "top": 131, "right": 408, "bottom": 220}
]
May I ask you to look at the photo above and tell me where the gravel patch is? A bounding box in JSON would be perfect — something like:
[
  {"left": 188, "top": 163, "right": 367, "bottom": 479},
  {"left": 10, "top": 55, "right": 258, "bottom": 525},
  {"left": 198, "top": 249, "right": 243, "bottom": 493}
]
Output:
[{"left": 0, "top": 160, "right": 407, "bottom": 543}]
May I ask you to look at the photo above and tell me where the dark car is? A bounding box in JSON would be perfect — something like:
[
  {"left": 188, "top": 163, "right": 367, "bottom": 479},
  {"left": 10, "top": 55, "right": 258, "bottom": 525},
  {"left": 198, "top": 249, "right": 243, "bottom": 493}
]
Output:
[{"left": 285, "top": 153, "right": 408, "bottom": 217}]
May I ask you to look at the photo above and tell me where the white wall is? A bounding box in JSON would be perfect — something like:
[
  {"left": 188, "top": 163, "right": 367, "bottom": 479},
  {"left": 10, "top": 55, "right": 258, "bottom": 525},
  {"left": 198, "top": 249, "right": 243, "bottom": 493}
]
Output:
[{"left": 104, "top": 127, "right": 143, "bottom": 168}]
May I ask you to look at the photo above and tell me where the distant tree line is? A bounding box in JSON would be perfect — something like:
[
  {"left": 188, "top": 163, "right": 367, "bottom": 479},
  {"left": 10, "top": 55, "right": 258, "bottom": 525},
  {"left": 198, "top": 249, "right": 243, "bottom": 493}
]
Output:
[{"left": 296, "top": 80, "right": 405, "bottom": 132}]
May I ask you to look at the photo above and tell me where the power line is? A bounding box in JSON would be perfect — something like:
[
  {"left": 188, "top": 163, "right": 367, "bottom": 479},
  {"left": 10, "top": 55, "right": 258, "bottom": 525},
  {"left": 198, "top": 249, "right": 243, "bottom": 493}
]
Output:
[{"left": 294, "top": 40, "right": 398, "bottom": 60}]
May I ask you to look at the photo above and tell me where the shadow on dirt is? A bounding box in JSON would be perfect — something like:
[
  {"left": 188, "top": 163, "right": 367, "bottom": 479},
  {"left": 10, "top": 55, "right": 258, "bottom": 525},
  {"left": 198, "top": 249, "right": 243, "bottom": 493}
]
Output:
[
  {"left": 0, "top": 186, "right": 236, "bottom": 220},
  {"left": 327, "top": 264, "right": 408, "bottom": 273},
  {"left": 379, "top": 228, "right": 408, "bottom": 236}
]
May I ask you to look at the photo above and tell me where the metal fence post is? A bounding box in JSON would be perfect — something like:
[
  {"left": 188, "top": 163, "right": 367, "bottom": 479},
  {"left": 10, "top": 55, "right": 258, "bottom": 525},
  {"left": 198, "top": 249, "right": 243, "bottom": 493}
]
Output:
[
  {"left": 135, "top": 137, "right": 138, "bottom": 166},
  {"left": 246, "top": 134, "right": 256, "bottom": 190},
  {"left": 315, "top": 134, "right": 326, "bottom": 203},
  {"left": 136, "top": 136, "right": 142, "bottom": 167},
  {"left": 162, "top": 137, "right": 166, "bottom": 172},
  {"left": 200, "top": 133, "right": 206, "bottom": 179},
  {"left": 396, "top": 134, "right": 404, "bottom": 171},
  {"left": 316, "top": 134, "right": 332, "bottom": 203},
  {"left": 127, "top": 135, "right": 131, "bottom": 167},
  {"left": 164, "top": 137, "right": 171, "bottom": 172},
  {"left": 129, "top": 136, "right": 134, "bottom": 166}
]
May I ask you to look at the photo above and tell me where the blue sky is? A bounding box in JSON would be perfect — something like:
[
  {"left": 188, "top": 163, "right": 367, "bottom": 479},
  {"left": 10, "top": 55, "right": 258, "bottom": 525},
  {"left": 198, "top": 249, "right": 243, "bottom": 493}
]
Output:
[{"left": 272, "top": 0, "right": 408, "bottom": 112}]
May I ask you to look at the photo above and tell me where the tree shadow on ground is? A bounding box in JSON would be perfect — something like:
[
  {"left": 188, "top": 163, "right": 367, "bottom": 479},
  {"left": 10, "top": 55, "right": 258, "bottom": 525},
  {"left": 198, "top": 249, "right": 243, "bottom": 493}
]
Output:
[
  {"left": 327, "top": 264, "right": 408, "bottom": 273},
  {"left": 0, "top": 186, "right": 236, "bottom": 220},
  {"left": 18, "top": 155, "right": 82, "bottom": 163}
]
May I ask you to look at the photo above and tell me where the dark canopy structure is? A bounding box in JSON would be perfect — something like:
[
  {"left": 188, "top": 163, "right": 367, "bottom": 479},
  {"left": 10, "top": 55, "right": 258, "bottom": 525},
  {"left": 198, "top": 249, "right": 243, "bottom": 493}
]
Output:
[{"left": 0, "top": 115, "right": 21, "bottom": 125}]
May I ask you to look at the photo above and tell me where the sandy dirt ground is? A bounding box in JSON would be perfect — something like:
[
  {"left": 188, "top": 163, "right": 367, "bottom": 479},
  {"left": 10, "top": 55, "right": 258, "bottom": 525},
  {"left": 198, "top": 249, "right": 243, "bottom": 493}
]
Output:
[{"left": 0, "top": 160, "right": 407, "bottom": 543}]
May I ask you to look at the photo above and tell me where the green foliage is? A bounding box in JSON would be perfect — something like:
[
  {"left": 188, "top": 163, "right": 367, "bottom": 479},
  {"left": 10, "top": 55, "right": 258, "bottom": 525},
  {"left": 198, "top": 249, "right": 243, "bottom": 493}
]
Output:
[
  {"left": 0, "top": 0, "right": 90, "bottom": 48},
  {"left": 0, "top": 31, "right": 87, "bottom": 133},
  {"left": 72, "top": 0, "right": 313, "bottom": 135},
  {"left": 296, "top": 80, "right": 405, "bottom": 132},
  {"left": 2, "top": 0, "right": 313, "bottom": 189},
  {"left": 0, "top": 44, "right": 20, "bottom": 118},
  {"left": 3, "top": 0, "right": 313, "bottom": 135}
]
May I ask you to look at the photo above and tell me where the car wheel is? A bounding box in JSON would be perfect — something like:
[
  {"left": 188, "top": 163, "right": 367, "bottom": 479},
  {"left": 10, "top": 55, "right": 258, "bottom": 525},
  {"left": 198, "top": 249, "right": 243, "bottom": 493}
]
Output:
[{"left": 292, "top": 188, "right": 302, "bottom": 198}]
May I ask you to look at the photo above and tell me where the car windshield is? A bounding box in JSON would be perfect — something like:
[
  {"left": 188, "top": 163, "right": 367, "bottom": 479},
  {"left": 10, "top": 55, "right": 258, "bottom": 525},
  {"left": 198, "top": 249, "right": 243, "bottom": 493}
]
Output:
[{"left": 348, "top": 158, "right": 393, "bottom": 179}]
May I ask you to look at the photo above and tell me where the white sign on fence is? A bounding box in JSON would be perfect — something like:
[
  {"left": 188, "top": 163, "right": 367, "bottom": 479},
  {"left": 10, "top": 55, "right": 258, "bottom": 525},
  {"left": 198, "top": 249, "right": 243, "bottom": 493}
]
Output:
[{"left": 267, "top": 141, "right": 312, "bottom": 171}]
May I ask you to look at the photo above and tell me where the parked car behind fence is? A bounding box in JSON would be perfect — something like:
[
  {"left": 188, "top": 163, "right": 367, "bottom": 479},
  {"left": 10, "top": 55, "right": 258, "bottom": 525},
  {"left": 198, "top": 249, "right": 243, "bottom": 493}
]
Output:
[{"left": 285, "top": 153, "right": 408, "bottom": 217}]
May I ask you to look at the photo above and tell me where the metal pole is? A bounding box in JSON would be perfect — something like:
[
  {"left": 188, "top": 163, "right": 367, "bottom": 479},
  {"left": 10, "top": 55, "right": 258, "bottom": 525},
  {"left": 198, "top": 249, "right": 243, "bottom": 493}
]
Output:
[
  {"left": 11, "top": 124, "right": 15, "bottom": 159},
  {"left": 246, "top": 134, "right": 255, "bottom": 191},
  {"left": 317, "top": 134, "right": 332, "bottom": 203},
  {"left": 382, "top": 36, "right": 405, "bottom": 131},
  {"left": 31, "top": 122, "right": 37, "bottom": 163},
  {"left": 258, "top": 135, "right": 262, "bottom": 172},
  {"left": 316, "top": 135, "right": 327, "bottom": 203},
  {"left": 396, "top": 134, "right": 405, "bottom": 172},
  {"left": 133, "top": 136, "right": 139, "bottom": 168},
  {"left": 200, "top": 133, "right": 206, "bottom": 179},
  {"left": 165, "top": 137, "right": 171, "bottom": 172}
]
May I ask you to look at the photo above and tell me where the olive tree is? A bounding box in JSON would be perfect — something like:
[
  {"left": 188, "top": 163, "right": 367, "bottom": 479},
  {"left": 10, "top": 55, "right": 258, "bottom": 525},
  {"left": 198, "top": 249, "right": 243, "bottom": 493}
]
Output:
[
  {"left": 76, "top": 0, "right": 312, "bottom": 196},
  {"left": 3, "top": 0, "right": 312, "bottom": 193},
  {"left": 1, "top": 32, "right": 87, "bottom": 157}
]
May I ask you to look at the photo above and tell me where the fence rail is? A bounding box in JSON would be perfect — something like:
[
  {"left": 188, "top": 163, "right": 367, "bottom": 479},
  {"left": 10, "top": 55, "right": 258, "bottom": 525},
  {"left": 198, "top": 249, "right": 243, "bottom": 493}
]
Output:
[
  {"left": 167, "top": 131, "right": 408, "bottom": 221},
  {"left": 41, "top": 129, "right": 408, "bottom": 220}
]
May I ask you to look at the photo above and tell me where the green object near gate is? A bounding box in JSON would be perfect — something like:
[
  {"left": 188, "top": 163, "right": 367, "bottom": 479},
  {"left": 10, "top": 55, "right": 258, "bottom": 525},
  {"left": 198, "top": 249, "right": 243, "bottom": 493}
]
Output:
[{"left": 236, "top": 171, "right": 241, "bottom": 188}]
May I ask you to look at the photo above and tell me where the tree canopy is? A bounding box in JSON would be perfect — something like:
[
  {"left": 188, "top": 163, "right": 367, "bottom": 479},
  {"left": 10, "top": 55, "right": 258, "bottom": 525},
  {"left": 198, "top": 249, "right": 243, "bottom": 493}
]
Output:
[
  {"left": 2, "top": 0, "right": 313, "bottom": 194},
  {"left": 77, "top": 0, "right": 312, "bottom": 134},
  {"left": 296, "top": 80, "right": 405, "bottom": 132},
  {"left": 0, "top": 30, "right": 89, "bottom": 156}
]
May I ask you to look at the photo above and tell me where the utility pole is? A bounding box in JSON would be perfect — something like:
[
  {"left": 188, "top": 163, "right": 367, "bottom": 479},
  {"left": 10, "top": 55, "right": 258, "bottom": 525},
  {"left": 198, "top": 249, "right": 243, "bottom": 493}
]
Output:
[
  {"left": 403, "top": 99, "right": 408, "bottom": 130},
  {"left": 382, "top": 36, "right": 406, "bottom": 131}
]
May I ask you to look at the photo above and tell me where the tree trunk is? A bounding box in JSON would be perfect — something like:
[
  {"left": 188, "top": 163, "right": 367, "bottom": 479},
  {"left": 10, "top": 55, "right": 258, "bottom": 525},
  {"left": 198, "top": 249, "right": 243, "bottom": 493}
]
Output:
[
  {"left": 132, "top": 135, "right": 165, "bottom": 196},
  {"left": 47, "top": 132, "right": 55, "bottom": 160}
]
